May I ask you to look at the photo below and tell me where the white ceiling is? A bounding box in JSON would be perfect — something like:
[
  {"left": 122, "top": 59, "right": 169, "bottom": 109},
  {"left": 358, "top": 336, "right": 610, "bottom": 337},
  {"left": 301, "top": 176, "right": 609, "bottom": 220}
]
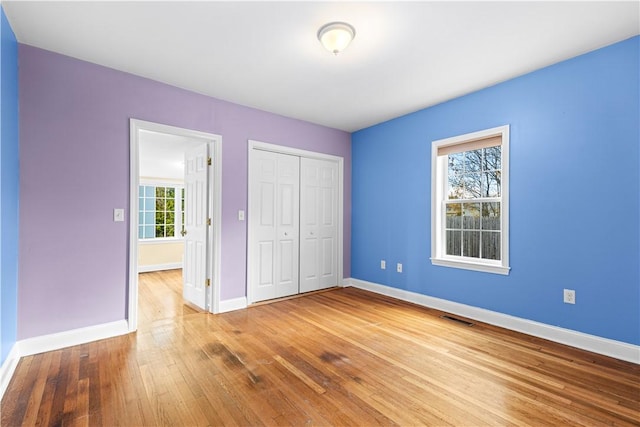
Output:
[
  {"left": 3, "top": 1, "right": 639, "bottom": 132},
  {"left": 139, "top": 130, "right": 195, "bottom": 181}
]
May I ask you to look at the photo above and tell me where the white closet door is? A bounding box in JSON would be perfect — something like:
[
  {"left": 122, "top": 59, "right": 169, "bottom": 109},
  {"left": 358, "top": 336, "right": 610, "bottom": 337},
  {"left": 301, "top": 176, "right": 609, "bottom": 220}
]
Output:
[
  {"left": 250, "top": 150, "right": 300, "bottom": 302},
  {"left": 300, "top": 157, "right": 338, "bottom": 293}
]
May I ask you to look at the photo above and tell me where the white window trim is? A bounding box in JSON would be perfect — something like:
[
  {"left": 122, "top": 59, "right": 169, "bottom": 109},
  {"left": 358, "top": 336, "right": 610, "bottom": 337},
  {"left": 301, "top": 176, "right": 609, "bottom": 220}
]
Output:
[{"left": 431, "top": 125, "right": 510, "bottom": 275}]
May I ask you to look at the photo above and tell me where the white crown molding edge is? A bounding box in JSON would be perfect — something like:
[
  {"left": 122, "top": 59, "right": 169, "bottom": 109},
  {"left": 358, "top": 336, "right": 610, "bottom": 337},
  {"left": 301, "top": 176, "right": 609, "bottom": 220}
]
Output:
[
  {"left": 344, "top": 278, "right": 639, "bottom": 364},
  {"left": 219, "top": 297, "right": 247, "bottom": 314},
  {"left": 0, "top": 344, "right": 20, "bottom": 400}
]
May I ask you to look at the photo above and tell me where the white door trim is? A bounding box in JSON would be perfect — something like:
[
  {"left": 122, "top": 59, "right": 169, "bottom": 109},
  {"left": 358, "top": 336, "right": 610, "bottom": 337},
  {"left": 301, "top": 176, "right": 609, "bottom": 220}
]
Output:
[
  {"left": 129, "top": 119, "right": 223, "bottom": 332},
  {"left": 247, "top": 139, "right": 344, "bottom": 305}
]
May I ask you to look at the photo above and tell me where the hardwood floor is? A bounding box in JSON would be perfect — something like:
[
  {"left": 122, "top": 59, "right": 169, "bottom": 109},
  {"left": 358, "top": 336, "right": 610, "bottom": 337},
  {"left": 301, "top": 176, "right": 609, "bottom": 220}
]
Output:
[{"left": 2, "top": 269, "right": 639, "bottom": 426}]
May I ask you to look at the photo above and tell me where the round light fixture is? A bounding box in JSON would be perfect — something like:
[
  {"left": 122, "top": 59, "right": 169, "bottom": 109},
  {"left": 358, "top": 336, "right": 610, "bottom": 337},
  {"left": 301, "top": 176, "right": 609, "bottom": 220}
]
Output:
[{"left": 317, "top": 22, "right": 356, "bottom": 55}]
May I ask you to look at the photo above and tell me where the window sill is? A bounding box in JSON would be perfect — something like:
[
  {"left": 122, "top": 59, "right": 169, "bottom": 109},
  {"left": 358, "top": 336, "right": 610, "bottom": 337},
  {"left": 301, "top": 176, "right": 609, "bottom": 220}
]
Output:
[{"left": 431, "top": 257, "right": 510, "bottom": 275}]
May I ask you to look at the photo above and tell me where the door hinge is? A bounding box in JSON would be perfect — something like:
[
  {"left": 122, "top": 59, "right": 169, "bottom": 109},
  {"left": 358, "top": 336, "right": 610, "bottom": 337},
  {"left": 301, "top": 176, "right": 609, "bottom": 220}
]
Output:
[
  {"left": 207, "top": 157, "right": 212, "bottom": 166},
  {"left": 207, "top": 218, "right": 212, "bottom": 226},
  {"left": 206, "top": 278, "right": 211, "bottom": 287}
]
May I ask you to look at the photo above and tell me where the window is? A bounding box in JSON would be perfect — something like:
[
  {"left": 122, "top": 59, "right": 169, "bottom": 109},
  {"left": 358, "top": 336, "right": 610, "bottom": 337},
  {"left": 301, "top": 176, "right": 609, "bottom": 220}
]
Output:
[
  {"left": 139, "top": 184, "right": 185, "bottom": 239},
  {"left": 431, "top": 125, "right": 510, "bottom": 275}
]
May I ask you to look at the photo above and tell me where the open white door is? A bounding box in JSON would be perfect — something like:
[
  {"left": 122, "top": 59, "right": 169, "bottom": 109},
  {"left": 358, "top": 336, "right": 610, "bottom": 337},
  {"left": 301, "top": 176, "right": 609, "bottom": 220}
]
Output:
[{"left": 183, "top": 143, "right": 209, "bottom": 310}]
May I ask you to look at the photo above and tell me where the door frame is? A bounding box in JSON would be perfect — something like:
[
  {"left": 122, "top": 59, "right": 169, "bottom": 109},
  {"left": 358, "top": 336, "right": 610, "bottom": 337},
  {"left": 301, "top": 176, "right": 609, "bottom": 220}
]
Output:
[
  {"left": 129, "top": 119, "right": 222, "bottom": 332},
  {"left": 247, "top": 140, "right": 344, "bottom": 305}
]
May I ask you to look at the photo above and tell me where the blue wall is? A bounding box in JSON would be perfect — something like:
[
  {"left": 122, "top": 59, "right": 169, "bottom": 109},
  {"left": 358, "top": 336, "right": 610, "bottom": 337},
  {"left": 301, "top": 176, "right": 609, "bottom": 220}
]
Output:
[
  {"left": 0, "top": 7, "right": 19, "bottom": 366},
  {"left": 352, "top": 36, "right": 639, "bottom": 345}
]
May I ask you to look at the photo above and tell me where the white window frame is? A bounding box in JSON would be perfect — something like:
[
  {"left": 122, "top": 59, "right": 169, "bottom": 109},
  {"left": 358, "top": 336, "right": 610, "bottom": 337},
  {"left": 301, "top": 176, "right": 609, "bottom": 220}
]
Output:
[
  {"left": 138, "top": 181, "right": 185, "bottom": 242},
  {"left": 431, "top": 125, "right": 510, "bottom": 275}
]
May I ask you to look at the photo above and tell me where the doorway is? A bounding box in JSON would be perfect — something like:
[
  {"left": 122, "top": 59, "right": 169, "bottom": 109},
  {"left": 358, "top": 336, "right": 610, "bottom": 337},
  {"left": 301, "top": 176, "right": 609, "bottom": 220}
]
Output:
[{"left": 129, "top": 119, "right": 222, "bottom": 332}]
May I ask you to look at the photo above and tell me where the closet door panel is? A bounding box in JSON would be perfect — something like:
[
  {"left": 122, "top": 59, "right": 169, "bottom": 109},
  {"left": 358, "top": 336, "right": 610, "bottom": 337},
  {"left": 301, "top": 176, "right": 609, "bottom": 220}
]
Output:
[
  {"left": 275, "top": 154, "right": 300, "bottom": 297},
  {"left": 250, "top": 150, "right": 299, "bottom": 302},
  {"left": 300, "top": 158, "right": 338, "bottom": 293}
]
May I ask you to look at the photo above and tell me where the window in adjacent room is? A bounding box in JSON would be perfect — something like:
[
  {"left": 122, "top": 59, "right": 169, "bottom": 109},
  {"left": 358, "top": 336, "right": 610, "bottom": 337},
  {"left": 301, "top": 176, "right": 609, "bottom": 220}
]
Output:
[
  {"left": 138, "top": 184, "right": 185, "bottom": 239},
  {"left": 431, "top": 125, "right": 510, "bottom": 275}
]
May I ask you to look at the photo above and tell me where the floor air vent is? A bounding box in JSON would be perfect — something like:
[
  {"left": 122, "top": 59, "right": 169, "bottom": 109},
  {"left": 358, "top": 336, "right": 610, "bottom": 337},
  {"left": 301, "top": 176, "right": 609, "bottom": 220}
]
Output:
[{"left": 440, "top": 315, "right": 474, "bottom": 327}]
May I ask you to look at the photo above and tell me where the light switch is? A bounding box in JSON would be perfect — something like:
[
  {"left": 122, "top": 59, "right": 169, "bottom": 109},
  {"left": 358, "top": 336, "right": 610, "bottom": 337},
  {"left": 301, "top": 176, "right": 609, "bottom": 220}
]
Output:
[
  {"left": 238, "top": 210, "right": 245, "bottom": 221},
  {"left": 113, "top": 208, "right": 125, "bottom": 222}
]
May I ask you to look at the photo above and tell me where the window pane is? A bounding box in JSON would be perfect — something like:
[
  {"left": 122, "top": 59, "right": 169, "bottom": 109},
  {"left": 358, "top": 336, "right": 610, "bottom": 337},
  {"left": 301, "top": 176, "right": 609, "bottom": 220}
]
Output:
[
  {"left": 446, "top": 203, "right": 462, "bottom": 229},
  {"left": 144, "top": 197, "right": 155, "bottom": 210},
  {"left": 448, "top": 152, "right": 464, "bottom": 174},
  {"left": 166, "top": 187, "right": 175, "bottom": 198},
  {"left": 138, "top": 226, "right": 144, "bottom": 239},
  {"left": 446, "top": 230, "right": 461, "bottom": 256},
  {"left": 463, "top": 231, "right": 480, "bottom": 258},
  {"left": 156, "top": 187, "right": 165, "bottom": 198},
  {"left": 145, "top": 212, "right": 155, "bottom": 225},
  {"left": 463, "top": 173, "right": 481, "bottom": 198},
  {"left": 166, "top": 225, "right": 175, "bottom": 237},
  {"left": 464, "top": 149, "right": 482, "bottom": 172},
  {"left": 482, "top": 202, "right": 501, "bottom": 230},
  {"left": 463, "top": 203, "right": 481, "bottom": 229},
  {"left": 482, "top": 231, "right": 501, "bottom": 260},
  {"left": 166, "top": 211, "right": 175, "bottom": 225},
  {"left": 166, "top": 198, "right": 175, "bottom": 212},
  {"left": 144, "top": 226, "right": 155, "bottom": 238},
  {"left": 156, "top": 225, "right": 165, "bottom": 238},
  {"left": 156, "top": 198, "right": 166, "bottom": 211},
  {"left": 138, "top": 212, "right": 144, "bottom": 224},
  {"left": 481, "top": 171, "right": 501, "bottom": 197},
  {"left": 448, "top": 172, "right": 464, "bottom": 200},
  {"left": 483, "top": 146, "right": 501, "bottom": 171}
]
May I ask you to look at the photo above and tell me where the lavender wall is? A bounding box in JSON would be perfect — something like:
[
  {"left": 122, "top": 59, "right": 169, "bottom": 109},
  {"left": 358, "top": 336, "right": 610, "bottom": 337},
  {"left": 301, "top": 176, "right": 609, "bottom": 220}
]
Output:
[{"left": 18, "top": 45, "right": 351, "bottom": 339}]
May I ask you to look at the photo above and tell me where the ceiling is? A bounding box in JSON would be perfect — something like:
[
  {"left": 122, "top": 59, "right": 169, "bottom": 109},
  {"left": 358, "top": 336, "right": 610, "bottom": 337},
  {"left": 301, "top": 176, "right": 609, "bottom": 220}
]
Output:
[
  {"left": 139, "top": 130, "right": 202, "bottom": 181},
  {"left": 3, "top": 1, "right": 639, "bottom": 132}
]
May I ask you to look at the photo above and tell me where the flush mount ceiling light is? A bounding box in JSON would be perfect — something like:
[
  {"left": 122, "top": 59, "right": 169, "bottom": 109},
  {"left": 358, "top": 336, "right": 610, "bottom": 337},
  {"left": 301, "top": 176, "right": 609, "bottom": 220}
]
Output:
[{"left": 317, "top": 22, "right": 356, "bottom": 55}]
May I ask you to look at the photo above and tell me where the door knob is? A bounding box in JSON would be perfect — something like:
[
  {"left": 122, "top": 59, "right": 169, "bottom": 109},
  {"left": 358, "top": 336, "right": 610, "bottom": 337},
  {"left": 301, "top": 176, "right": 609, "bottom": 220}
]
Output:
[{"left": 181, "top": 228, "right": 187, "bottom": 237}]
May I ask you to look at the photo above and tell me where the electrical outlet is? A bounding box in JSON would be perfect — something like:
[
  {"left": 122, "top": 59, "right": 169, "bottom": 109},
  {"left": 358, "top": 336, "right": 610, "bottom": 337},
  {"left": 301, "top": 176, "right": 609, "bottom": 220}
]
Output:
[
  {"left": 397, "top": 263, "right": 403, "bottom": 273},
  {"left": 563, "top": 289, "right": 576, "bottom": 304},
  {"left": 380, "top": 260, "right": 386, "bottom": 270}
]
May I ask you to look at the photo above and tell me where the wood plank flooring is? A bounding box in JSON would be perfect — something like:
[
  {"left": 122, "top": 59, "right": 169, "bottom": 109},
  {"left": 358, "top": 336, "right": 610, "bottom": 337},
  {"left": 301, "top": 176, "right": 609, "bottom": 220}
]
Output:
[{"left": 2, "top": 269, "right": 639, "bottom": 426}]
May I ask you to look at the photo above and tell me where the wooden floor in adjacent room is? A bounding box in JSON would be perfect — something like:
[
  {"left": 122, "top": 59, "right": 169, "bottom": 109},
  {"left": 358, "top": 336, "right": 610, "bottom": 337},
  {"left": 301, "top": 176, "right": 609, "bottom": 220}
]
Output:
[{"left": 2, "top": 269, "right": 639, "bottom": 426}]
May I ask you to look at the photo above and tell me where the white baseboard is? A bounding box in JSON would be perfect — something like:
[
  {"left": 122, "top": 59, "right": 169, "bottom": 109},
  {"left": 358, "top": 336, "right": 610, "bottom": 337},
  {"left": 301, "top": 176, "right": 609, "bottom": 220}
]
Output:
[
  {"left": 0, "top": 319, "right": 129, "bottom": 401},
  {"left": 0, "top": 344, "right": 20, "bottom": 400},
  {"left": 345, "top": 278, "right": 640, "bottom": 364},
  {"left": 19, "top": 320, "right": 130, "bottom": 357},
  {"left": 219, "top": 297, "right": 247, "bottom": 313},
  {"left": 138, "top": 262, "right": 182, "bottom": 273}
]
